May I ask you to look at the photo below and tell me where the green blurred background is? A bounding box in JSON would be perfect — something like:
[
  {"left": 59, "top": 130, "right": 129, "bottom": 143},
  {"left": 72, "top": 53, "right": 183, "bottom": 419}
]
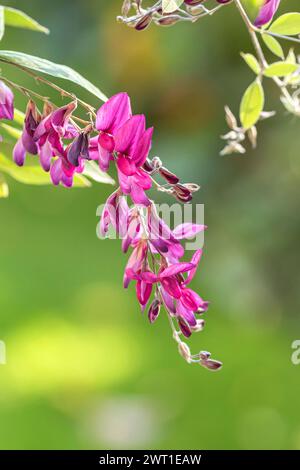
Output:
[{"left": 0, "top": 0, "right": 300, "bottom": 450}]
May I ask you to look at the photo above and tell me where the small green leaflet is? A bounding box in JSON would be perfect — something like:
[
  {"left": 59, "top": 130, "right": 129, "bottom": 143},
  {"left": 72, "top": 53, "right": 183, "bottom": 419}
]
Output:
[
  {"left": 0, "top": 50, "right": 108, "bottom": 102},
  {"left": 0, "top": 122, "right": 22, "bottom": 140},
  {"left": 4, "top": 7, "right": 49, "bottom": 34},
  {"left": 263, "top": 61, "right": 299, "bottom": 77},
  {"left": 0, "top": 153, "right": 91, "bottom": 187},
  {"left": 162, "top": 0, "right": 184, "bottom": 14},
  {"left": 262, "top": 34, "right": 284, "bottom": 59},
  {"left": 0, "top": 173, "right": 9, "bottom": 198},
  {"left": 0, "top": 6, "right": 4, "bottom": 41},
  {"left": 240, "top": 79, "right": 264, "bottom": 130},
  {"left": 241, "top": 53, "right": 260, "bottom": 74},
  {"left": 269, "top": 13, "right": 300, "bottom": 36}
]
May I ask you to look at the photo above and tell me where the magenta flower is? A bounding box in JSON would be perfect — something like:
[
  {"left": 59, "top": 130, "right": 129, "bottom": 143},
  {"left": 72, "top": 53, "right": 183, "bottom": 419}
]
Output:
[
  {"left": 95, "top": 92, "right": 131, "bottom": 172},
  {"left": 0, "top": 81, "right": 14, "bottom": 121},
  {"left": 254, "top": 0, "right": 281, "bottom": 27},
  {"left": 115, "top": 115, "right": 154, "bottom": 206},
  {"left": 13, "top": 100, "right": 40, "bottom": 167}
]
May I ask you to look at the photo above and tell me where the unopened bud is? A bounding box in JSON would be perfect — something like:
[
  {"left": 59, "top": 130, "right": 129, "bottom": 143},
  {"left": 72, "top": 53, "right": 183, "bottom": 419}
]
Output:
[
  {"left": 224, "top": 106, "right": 237, "bottom": 130},
  {"left": 159, "top": 167, "right": 180, "bottom": 184},
  {"left": 135, "top": 13, "right": 152, "bottom": 31},
  {"left": 157, "top": 15, "right": 180, "bottom": 27},
  {"left": 148, "top": 299, "right": 161, "bottom": 323},
  {"left": 178, "top": 342, "right": 192, "bottom": 363},
  {"left": 200, "top": 358, "right": 223, "bottom": 371}
]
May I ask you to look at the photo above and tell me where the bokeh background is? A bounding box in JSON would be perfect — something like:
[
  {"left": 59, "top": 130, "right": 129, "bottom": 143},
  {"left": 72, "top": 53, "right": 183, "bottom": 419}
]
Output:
[{"left": 0, "top": 0, "right": 300, "bottom": 450}]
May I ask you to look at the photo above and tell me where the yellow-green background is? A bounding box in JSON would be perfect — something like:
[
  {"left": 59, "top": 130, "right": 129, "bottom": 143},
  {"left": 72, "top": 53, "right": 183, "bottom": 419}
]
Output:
[{"left": 0, "top": 0, "right": 299, "bottom": 449}]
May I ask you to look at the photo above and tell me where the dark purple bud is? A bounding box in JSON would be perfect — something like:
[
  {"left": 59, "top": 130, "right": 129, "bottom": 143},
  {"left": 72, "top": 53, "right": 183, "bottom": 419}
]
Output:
[
  {"left": 143, "top": 159, "right": 154, "bottom": 173},
  {"left": 148, "top": 299, "right": 161, "bottom": 323},
  {"left": 159, "top": 167, "right": 180, "bottom": 185},
  {"left": 200, "top": 359, "right": 223, "bottom": 371},
  {"left": 178, "top": 317, "right": 192, "bottom": 338},
  {"left": 157, "top": 15, "right": 180, "bottom": 26},
  {"left": 135, "top": 13, "right": 152, "bottom": 31},
  {"left": 67, "top": 132, "right": 90, "bottom": 167}
]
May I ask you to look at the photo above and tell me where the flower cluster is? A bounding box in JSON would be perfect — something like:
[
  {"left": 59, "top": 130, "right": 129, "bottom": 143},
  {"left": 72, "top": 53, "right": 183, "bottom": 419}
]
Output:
[
  {"left": 0, "top": 81, "right": 221, "bottom": 369},
  {"left": 118, "top": 0, "right": 230, "bottom": 30}
]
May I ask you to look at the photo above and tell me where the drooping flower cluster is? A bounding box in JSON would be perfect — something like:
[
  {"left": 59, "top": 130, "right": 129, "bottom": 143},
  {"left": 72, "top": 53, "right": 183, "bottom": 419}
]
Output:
[
  {"left": 97, "top": 94, "right": 222, "bottom": 369},
  {"left": 1, "top": 82, "right": 221, "bottom": 368},
  {"left": 118, "top": 0, "right": 231, "bottom": 30}
]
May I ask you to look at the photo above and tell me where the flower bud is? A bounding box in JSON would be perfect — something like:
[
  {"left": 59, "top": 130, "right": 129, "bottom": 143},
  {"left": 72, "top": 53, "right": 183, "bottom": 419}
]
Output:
[
  {"left": 135, "top": 13, "right": 152, "bottom": 31},
  {"left": 67, "top": 132, "right": 90, "bottom": 167},
  {"left": 178, "top": 342, "right": 191, "bottom": 363},
  {"left": 159, "top": 167, "right": 180, "bottom": 184},
  {"left": 148, "top": 299, "right": 161, "bottom": 323}
]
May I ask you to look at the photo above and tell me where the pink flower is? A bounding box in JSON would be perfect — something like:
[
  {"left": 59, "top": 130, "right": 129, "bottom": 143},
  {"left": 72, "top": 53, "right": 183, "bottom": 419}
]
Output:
[
  {"left": 13, "top": 101, "right": 40, "bottom": 167},
  {"left": 0, "top": 81, "right": 14, "bottom": 121},
  {"left": 95, "top": 92, "right": 131, "bottom": 172},
  {"left": 115, "top": 115, "right": 154, "bottom": 206},
  {"left": 254, "top": 0, "right": 281, "bottom": 27}
]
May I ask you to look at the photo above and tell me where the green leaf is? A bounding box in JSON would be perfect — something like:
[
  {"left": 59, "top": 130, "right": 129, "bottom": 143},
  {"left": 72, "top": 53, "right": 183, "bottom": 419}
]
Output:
[
  {"left": 0, "top": 122, "right": 22, "bottom": 139},
  {"left": 262, "top": 34, "right": 284, "bottom": 59},
  {"left": 14, "top": 108, "right": 25, "bottom": 126},
  {"left": 0, "top": 173, "right": 9, "bottom": 198},
  {"left": 0, "top": 153, "right": 91, "bottom": 187},
  {"left": 83, "top": 160, "right": 115, "bottom": 185},
  {"left": 269, "top": 13, "right": 300, "bottom": 36},
  {"left": 4, "top": 7, "right": 49, "bottom": 34},
  {"left": 162, "top": 0, "right": 184, "bottom": 14},
  {"left": 0, "top": 6, "right": 4, "bottom": 41},
  {"left": 240, "top": 79, "right": 264, "bottom": 130},
  {"left": 241, "top": 53, "right": 260, "bottom": 74},
  {"left": 0, "top": 50, "right": 108, "bottom": 102},
  {"left": 263, "top": 61, "right": 298, "bottom": 77}
]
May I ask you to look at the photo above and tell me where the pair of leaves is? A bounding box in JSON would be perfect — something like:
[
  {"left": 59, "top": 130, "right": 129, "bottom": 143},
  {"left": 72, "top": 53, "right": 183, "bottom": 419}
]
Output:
[
  {"left": 242, "top": 52, "right": 299, "bottom": 78},
  {"left": 0, "top": 6, "right": 49, "bottom": 41},
  {"left": 260, "top": 12, "right": 300, "bottom": 60}
]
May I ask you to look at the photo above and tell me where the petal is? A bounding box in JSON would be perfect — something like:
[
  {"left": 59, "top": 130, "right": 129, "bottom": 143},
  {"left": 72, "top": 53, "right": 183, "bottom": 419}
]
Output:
[
  {"left": 159, "top": 262, "right": 195, "bottom": 279},
  {"left": 161, "top": 277, "right": 182, "bottom": 299},
  {"left": 133, "top": 169, "right": 152, "bottom": 190},
  {"left": 133, "top": 127, "right": 153, "bottom": 167},
  {"left": 114, "top": 115, "right": 145, "bottom": 155},
  {"left": 181, "top": 288, "right": 203, "bottom": 312},
  {"left": 50, "top": 158, "right": 63, "bottom": 186},
  {"left": 13, "top": 138, "right": 26, "bottom": 166},
  {"left": 117, "top": 155, "right": 137, "bottom": 176},
  {"left": 160, "top": 287, "right": 176, "bottom": 314},
  {"left": 22, "top": 128, "right": 38, "bottom": 155},
  {"left": 176, "top": 300, "right": 197, "bottom": 326},
  {"left": 0, "top": 81, "right": 14, "bottom": 120},
  {"left": 136, "top": 280, "right": 152, "bottom": 309},
  {"left": 130, "top": 182, "right": 151, "bottom": 206},
  {"left": 184, "top": 249, "right": 203, "bottom": 285},
  {"left": 39, "top": 139, "right": 53, "bottom": 172},
  {"left": 173, "top": 223, "right": 207, "bottom": 240},
  {"left": 96, "top": 93, "right": 131, "bottom": 133},
  {"left": 254, "top": 0, "right": 281, "bottom": 27}
]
